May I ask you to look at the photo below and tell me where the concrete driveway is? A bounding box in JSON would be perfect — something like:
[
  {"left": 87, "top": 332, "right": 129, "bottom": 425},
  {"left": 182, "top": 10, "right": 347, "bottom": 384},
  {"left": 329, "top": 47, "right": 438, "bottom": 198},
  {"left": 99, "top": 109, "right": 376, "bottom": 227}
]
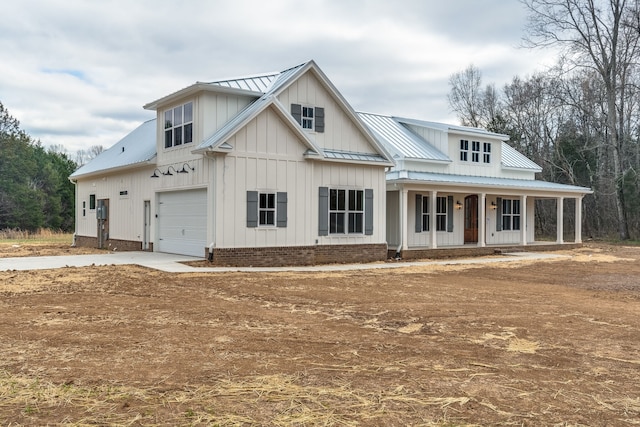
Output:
[{"left": 0, "top": 251, "right": 567, "bottom": 273}]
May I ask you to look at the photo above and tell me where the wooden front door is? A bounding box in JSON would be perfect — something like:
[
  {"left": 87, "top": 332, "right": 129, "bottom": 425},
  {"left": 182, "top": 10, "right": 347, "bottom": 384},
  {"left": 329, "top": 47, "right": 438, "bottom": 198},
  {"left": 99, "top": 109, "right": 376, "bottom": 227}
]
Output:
[{"left": 464, "top": 195, "right": 478, "bottom": 243}]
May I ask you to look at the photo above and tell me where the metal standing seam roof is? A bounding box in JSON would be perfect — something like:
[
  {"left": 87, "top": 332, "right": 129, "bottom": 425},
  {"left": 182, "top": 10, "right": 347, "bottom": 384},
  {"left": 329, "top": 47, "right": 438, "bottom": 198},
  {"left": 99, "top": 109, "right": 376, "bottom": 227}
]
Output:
[
  {"left": 501, "top": 142, "right": 542, "bottom": 171},
  {"left": 322, "top": 149, "right": 390, "bottom": 163},
  {"left": 387, "top": 170, "right": 592, "bottom": 194},
  {"left": 357, "top": 112, "right": 451, "bottom": 162},
  {"left": 70, "top": 119, "right": 157, "bottom": 179}
]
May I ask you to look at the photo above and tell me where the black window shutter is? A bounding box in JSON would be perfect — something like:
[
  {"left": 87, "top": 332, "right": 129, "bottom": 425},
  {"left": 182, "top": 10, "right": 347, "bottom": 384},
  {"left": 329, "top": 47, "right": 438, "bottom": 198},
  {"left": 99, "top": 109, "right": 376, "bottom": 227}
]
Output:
[
  {"left": 247, "top": 191, "right": 258, "bottom": 228},
  {"left": 318, "top": 187, "right": 329, "bottom": 236},
  {"left": 315, "top": 107, "right": 325, "bottom": 132},
  {"left": 276, "top": 192, "right": 287, "bottom": 227},
  {"left": 291, "top": 104, "right": 302, "bottom": 125},
  {"left": 364, "top": 189, "right": 374, "bottom": 235},
  {"left": 447, "top": 195, "right": 454, "bottom": 232},
  {"left": 415, "top": 194, "right": 423, "bottom": 233},
  {"left": 496, "top": 197, "right": 502, "bottom": 232}
]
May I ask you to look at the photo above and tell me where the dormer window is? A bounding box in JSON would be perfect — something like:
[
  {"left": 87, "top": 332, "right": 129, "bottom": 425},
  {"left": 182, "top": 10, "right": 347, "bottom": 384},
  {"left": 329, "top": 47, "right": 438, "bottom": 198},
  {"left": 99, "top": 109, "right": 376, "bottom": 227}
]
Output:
[
  {"left": 483, "top": 143, "right": 491, "bottom": 163},
  {"left": 291, "top": 104, "right": 325, "bottom": 133},
  {"left": 164, "top": 101, "right": 193, "bottom": 148},
  {"left": 302, "top": 106, "right": 314, "bottom": 129}
]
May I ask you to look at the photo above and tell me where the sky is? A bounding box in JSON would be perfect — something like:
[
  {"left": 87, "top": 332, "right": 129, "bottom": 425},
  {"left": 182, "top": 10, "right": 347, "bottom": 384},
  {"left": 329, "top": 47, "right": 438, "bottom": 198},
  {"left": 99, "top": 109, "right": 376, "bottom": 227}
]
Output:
[{"left": 0, "top": 0, "right": 558, "bottom": 155}]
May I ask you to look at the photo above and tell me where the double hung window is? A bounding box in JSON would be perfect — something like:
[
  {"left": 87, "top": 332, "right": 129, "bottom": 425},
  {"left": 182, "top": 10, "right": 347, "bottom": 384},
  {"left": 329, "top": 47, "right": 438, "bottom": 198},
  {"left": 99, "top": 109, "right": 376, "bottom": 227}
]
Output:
[
  {"left": 164, "top": 102, "right": 193, "bottom": 148},
  {"left": 471, "top": 141, "right": 480, "bottom": 162},
  {"left": 483, "top": 143, "right": 491, "bottom": 163},
  {"left": 460, "top": 139, "right": 469, "bottom": 161},
  {"left": 330, "top": 189, "right": 364, "bottom": 234},
  {"left": 501, "top": 199, "right": 521, "bottom": 231},
  {"left": 259, "top": 193, "right": 276, "bottom": 226},
  {"left": 436, "top": 196, "right": 448, "bottom": 231}
]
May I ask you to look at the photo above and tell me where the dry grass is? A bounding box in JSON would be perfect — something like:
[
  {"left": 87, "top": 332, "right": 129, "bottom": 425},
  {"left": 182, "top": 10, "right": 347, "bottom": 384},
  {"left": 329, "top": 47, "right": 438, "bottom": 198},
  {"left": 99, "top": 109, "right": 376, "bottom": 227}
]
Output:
[
  {"left": 0, "top": 370, "right": 475, "bottom": 426},
  {"left": 0, "top": 228, "right": 73, "bottom": 244}
]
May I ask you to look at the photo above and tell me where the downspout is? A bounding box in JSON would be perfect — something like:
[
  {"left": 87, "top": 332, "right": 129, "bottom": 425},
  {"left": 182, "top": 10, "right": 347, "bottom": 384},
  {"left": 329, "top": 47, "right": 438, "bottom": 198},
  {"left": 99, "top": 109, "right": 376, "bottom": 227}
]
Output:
[
  {"left": 208, "top": 242, "right": 214, "bottom": 262},
  {"left": 70, "top": 178, "right": 78, "bottom": 247}
]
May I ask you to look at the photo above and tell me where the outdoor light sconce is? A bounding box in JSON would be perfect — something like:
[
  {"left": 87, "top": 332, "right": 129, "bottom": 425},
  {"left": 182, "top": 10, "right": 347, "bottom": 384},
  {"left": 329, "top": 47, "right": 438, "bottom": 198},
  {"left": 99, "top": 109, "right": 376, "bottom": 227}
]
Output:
[
  {"left": 163, "top": 166, "right": 177, "bottom": 176},
  {"left": 456, "top": 201, "right": 463, "bottom": 210},
  {"left": 150, "top": 168, "right": 162, "bottom": 178},
  {"left": 177, "top": 163, "right": 195, "bottom": 174},
  {"left": 491, "top": 201, "right": 497, "bottom": 210}
]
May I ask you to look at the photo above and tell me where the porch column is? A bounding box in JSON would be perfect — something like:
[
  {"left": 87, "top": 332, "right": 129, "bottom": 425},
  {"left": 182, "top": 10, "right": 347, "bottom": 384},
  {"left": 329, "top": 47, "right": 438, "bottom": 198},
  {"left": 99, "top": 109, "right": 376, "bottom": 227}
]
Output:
[
  {"left": 430, "top": 190, "right": 437, "bottom": 249},
  {"left": 557, "top": 197, "right": 564, "bottom": 244},
  {"left": 521, "top": 195, "right": 527, "bottom": 246},
  {"left": 400, "top": 189, "right": 408, "bottom": 252},
  {"left": 575, "top": 196, "right": 583, "bottom": 243},
  {"left": 478, "top": 193, "right": 486, "bottom": 247}
]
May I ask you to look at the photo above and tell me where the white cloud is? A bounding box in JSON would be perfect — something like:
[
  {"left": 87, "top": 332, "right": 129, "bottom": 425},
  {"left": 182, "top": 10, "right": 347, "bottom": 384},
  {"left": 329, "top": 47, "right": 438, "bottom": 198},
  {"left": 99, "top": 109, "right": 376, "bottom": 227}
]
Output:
[{"left": 0, "top": 0, "right": 558, "bottom": 154}]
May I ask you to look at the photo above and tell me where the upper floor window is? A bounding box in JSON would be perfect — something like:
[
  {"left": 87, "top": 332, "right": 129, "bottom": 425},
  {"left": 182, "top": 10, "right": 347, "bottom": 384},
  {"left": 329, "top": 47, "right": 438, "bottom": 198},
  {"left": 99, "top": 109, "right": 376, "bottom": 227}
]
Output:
[
  {"left": 471, "top": 141, "right": 480, "bottom": 162},
  {"left": 291, "top": 104, "right": 325, "bottom": 133},
  {"left": 460, "top": 139, "right": 468, "bottom": 161},
  {"left": 483, "top": 143, "right": 491, "bottom": 163},
  {"left": 302, "top": 106, "right": 314, "bottom": 130},
  {"left": 164, "top": 102, "right": 193, "bottom": 148}
]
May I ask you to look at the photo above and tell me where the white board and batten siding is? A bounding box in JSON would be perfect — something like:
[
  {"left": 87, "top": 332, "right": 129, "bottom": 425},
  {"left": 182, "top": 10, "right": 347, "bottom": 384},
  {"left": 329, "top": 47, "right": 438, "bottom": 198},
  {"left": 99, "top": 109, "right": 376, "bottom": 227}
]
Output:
[
  {"left": 157, "top": 189, "right": 207, "bottom": 257},
  {"left": 213, "top": 104, "right": 387, "bottom": 249}
]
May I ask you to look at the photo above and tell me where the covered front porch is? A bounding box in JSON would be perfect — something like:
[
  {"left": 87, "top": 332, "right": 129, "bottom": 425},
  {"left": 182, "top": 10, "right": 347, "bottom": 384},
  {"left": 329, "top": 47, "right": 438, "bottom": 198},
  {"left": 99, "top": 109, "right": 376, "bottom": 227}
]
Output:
[{"left": 387, "top": 185, "right": 588, "bottom": 259}]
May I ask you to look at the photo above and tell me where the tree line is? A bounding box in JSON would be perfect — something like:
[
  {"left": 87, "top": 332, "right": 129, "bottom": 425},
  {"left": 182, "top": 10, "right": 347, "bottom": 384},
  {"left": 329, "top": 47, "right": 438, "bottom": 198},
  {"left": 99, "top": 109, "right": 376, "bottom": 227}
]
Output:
[
  {"left": 0, "top": 102, "right": 86, "bottom": 232},
  {"left": 449, "top": 0, "right": 640, "bottom": 240}
]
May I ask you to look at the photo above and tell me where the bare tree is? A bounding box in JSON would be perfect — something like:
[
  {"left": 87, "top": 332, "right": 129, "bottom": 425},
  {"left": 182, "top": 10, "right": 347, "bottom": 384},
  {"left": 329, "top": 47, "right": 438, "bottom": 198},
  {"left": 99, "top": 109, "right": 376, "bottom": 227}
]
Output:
[
  {"left": 448, "top": 65, "right": 484, "bottom": 127},
  {"left": 522, "top": 0, "right": 640, "bottom": 239}
]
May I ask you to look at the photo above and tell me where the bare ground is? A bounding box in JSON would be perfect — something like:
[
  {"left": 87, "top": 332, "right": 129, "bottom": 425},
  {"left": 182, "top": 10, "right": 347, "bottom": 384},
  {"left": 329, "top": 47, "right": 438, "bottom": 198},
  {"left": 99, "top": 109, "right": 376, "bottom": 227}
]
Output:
[{"left": 0, "top": 243, "right": 639, "bottom": 426}]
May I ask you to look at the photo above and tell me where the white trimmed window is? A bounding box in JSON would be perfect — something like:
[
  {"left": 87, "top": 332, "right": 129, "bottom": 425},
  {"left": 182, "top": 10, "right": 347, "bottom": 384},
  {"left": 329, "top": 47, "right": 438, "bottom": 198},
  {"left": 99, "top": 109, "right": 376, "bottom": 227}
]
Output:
[
  {"left": 460, "top": 139, "right": 469, "bottom": 161},
  {"left": 483, "top": 142, "right": 491, "bottom": 163},
  {"left": 330, "top": 189, "right": 364, "bottom": 234},
  {"left": 259, "top": 193, "right": 276, "bottom": 226},
  {"left": 436, "top": 196, "right": 448, "bottom": 231},
  {"left": 164, "top": 101, "right": 193, "bottom": 148},
  {"left": 421, "top": 196, "right": 430, "bottom": 231},
  {"left": 501, "top": 199, "right": 521, "bottom": 231},
  {"left": 471, "top": 140, "right": 480, "bottom": 162},
  {"left": 302, "top": 106, "right": 314, "bottom": 130}
]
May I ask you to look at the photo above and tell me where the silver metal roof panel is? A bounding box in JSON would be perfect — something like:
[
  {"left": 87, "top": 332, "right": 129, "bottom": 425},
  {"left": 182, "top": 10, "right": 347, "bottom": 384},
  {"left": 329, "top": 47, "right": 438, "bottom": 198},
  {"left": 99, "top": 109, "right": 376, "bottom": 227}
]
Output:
[
  {"left": 358, "top": 112, "right": 450, "bottom": 162},
  {"left": 323, "top": 149, "right": 389, "bottom": 163},
  {"left": 387, "top": 170, "right": 592, "bottom": 194},
  {"left": 70, "top": 119, "right": 157, "bottom": 178},
  {"left": 501, "top": 142, "right": 542, "bottom": 171}
]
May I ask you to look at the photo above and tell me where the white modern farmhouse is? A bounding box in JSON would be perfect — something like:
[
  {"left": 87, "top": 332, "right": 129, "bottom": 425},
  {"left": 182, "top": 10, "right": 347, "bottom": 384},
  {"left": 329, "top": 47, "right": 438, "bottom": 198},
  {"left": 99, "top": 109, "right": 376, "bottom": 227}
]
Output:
[
  {"left": 358, "top": 113, "right": 592, "bottom": 259},
  {"left": 70, "top": 60, "right": 592, "bottom": 265}
]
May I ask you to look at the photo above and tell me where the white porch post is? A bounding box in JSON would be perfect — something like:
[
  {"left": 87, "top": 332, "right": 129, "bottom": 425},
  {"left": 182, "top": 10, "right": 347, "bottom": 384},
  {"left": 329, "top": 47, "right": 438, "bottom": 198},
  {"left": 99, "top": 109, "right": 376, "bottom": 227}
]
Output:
[
  {"left": 575, "top": 196, "right": 583, "bottom": 243},
  {"left": 557, "top": 197, "right": 564, "bottom": 244},
  {"left": 479, "top": 193, "right": 486, "bottom": 247},
  {"left": 400, "top": 189, "right": 408, "bottom": 253},
  {"left": 430, "top": 190, "right": 437, "bottom": 248},
  {"left": 521, "top": 195, "right": 527, "bottom": 246}
]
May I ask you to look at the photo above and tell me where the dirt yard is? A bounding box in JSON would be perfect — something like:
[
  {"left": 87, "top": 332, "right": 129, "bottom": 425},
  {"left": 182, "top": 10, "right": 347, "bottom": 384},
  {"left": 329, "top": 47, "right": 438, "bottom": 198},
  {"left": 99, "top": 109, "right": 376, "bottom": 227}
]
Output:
[{"left": 0, "top": 243, "right": 639, "bottom": 426}]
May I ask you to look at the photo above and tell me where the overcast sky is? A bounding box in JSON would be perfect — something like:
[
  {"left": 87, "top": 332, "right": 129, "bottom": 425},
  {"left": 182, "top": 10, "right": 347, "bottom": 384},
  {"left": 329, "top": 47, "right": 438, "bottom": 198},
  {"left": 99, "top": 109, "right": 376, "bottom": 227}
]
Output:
[{"left": 1, "top": 0, "right": 557, "bottom": 154}]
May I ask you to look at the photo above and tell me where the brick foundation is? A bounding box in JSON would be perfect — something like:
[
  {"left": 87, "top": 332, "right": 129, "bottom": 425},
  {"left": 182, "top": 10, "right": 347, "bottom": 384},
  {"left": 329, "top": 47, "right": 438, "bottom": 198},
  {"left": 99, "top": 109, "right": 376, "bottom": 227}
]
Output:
[
  {"left": 207, "top": 243, "right": 389, "bottom": 267},
  {"left": 389, "top": 243, "right": 582, "bottom": 260},
  {"left": 74, "top": 235, "right": 150, "bottom": 252}
]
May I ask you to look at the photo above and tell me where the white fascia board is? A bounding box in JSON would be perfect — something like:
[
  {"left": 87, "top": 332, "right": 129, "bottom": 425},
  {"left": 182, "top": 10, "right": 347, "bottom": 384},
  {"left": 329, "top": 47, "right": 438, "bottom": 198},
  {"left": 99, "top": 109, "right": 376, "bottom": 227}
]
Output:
[
  {"left": 144, "top": 83, "right": 262, "bottom": 110},
  {"left": 387, "top": 177, "right": 593, "bottom": 195},
  {"left": 69, "top": 159, "right": 157, "bottom": 181}
]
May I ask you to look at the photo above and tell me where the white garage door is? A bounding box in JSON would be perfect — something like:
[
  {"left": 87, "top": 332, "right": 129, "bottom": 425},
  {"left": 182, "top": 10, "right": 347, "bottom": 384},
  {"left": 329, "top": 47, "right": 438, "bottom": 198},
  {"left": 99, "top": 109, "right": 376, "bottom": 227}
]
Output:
[{"left": 157, "top": 189, "right": 207, "bottom": 257}]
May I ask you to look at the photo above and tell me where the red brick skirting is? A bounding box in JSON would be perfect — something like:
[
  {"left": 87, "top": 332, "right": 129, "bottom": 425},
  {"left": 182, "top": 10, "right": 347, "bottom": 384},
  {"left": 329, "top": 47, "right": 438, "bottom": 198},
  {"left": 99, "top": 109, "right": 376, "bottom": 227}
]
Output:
[
  {"left": 390, "top": 243, "right": 582, "bottom": 260},
  {"left": 74, "top": 235, "right": 150, "bottom": 252},
  {"left": 208, "top": 244, "right": 389, "bottom": 267}
]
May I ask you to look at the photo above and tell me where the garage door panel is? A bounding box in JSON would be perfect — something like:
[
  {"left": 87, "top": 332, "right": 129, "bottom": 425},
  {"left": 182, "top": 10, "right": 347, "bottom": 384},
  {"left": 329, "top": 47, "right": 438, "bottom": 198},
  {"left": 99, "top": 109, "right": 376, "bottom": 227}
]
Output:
[{"left": 157, "top": 189, "right": 207, "bottom": 257}]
